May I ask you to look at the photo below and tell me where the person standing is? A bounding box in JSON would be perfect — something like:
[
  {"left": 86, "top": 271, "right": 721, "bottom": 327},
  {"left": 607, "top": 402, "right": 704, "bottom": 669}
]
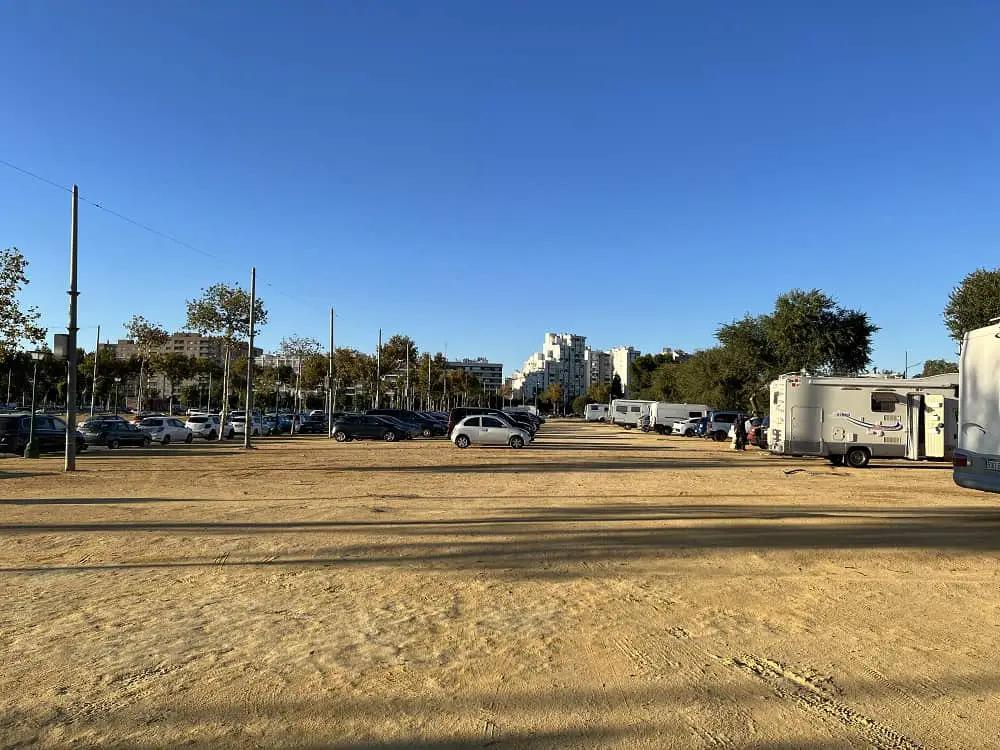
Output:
[{"left": 734, "top": 415, "right": 748, "bottom": 451}]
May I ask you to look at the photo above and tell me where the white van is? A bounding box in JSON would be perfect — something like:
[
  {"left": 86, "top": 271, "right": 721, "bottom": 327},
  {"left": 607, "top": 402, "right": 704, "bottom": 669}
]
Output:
[
  {"left": 610, "top": 399, "right": 653, "bottom": 429},
  {"left": 584, "top": 403, "right": 610, "bottom": 422},
  {"left": 648, "top": 402, "right": 712, "bottom": 434},
  {"left": 954, "top": 323, "right": 1000, "bottom": 493}
]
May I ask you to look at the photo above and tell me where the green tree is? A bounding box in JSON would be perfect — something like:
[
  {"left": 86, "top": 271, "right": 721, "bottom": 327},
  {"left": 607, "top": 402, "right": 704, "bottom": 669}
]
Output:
[
  {"left": 280, "top": 336, "right": 322, "bottom": 414},
  {"left": 944, "top": 267, "right": 1000, "bottom": 343},
  {"left": 571, "top": 394, "right": 589, "bottom": 415},
  {"left": 0, "top": 247, "right": 46, "bottom": 357},
  {"left": 920, "top": 359, "right": 959, "bottom": 377},
  {"left": 159, "top": 352, "right": 196, "bottom": 405},
  {"left": 587, "top": 382, "right": 611, "bottom": 404},
  {"left": 543, "top": 383, "right": 563, "bottom": 414},
  {"left": 124, "top": 315, "right": 169, "bottom": 414},
  {"left": 186, "top": 283, "right": 268, "bottom": 436},
  {"left": 610, "top": 374, "right": 624, "bottom": 400}
]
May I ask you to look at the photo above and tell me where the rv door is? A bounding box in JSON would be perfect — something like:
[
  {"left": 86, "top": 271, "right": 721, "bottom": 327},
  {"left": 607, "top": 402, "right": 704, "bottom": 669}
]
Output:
[
  {"left": 906, "top": 394, "right": 924, "bottom": 460},
  {"left": 924, "top": 394, "right": 946, "bottom": 459}
]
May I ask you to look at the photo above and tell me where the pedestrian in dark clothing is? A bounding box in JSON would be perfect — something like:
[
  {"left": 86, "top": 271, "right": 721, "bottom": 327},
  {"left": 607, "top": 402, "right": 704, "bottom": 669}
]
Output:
[{"left": 734, "top": 415, "right": 748, "bottom": 451}]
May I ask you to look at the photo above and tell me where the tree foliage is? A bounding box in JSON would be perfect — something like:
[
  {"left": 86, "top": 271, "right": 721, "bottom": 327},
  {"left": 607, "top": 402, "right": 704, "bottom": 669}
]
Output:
[
  {"left": 920, "top": 359, "right": 958, "bottom": 377},
  {"left": 944, "top": 267, "right": 1000, "bottom": 342},
  {"left": 124, "top": 315, "right": 169, "bottom": 413},
  {"left": 0, "top": 247, "right": 46, "bottom": 357}
]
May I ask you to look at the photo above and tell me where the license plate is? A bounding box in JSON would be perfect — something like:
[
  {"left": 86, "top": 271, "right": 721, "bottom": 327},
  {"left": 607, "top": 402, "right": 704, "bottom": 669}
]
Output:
[{"left": 988, "top": 460, "right": 1000, "bottom": 472}]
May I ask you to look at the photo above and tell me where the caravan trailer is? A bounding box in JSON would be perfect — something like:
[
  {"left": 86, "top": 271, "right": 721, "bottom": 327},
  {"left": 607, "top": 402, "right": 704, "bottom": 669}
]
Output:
[
  {"left": 584, "top": 403, "right": 610, "bottom": 422},
  {"left": 954, "top": 323, "right": 1000, "bottom": 493},
  {"left": 769, "top": 373, "right": 959, "bottom": 468},
  {"left": 649, "top": 402, "right": 712, "bottom": 434},
  {"left": 610, "top": 399, "right": 653, "bottom": 429}
]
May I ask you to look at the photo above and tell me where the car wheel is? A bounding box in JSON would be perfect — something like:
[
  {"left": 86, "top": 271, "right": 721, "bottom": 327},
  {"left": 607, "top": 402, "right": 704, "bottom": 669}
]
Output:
[
  {"left": 713, "top": 430, "right": 728, "bottom": 442},
  {"left": 142, "top": 437, "right": 151, "bottom": 448},
  {"left": 207, "top": 430, "right": 217, "bottom": 440},
  {"left": 455, "top": 434, "right": 471, "bottom": 448},
  {"left": 845, "top": 447, "right": 870, "bottom": 468},
  {"left": 108, "top": 438, "right": 120, "bottom": 449},
  {"left": 509, "top": 435, "right": 524, "bottom": 449},
  {"left": 185, "top": 433, "right": 193, "bottom": 444},
  {"left": 161, "top": 435, "right": 170, "bottom": 446},
  {"left": 623, "top": 424, "right": 632, "bottom": 430},
  {"left": 384, "top": 430, "right": 397, "bottom": 442},
  {"left": 334, "top": 431, "right": 348, "bottom": 442},
  {"left": 684, "top": 429, "right": 695, "bottom": 437},
  {"left": 421, "top": 427, "right": 433, "bottom": 438}
]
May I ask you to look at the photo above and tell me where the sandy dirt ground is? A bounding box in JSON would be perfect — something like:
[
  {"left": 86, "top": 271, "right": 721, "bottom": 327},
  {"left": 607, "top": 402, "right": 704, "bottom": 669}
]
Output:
[{"left": 1, "top": 420, "right": 999, "bottom": 749}]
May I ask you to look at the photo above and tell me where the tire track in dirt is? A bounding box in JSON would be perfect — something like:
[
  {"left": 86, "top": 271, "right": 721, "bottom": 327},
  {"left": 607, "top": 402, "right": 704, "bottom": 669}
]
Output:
[{"left": 729, "top": 654, "right": 922, "bottom": 750}]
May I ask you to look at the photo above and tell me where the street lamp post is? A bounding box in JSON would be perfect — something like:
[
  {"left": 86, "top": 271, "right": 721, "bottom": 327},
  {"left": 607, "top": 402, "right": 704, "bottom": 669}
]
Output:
[
  {"left": 113, "top": 377, "right": 121, "bottom": 416},
  {"left": 23, "top": 351, "right": 43, "bottom": 459}
]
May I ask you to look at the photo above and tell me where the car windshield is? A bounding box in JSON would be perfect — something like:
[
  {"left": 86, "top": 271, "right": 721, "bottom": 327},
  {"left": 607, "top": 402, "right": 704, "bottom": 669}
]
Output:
[{"left": 140, "top": 419, "right": 163, "bottom": 426}]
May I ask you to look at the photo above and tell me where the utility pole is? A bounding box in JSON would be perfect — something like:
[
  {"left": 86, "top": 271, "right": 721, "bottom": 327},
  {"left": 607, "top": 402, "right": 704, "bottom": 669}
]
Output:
[
  {"left": 90, "top": 325, "right": 100, "bottom": 416},
  {"left": 243, "top": 266, "right": 256, "bottom": 449},
  {"left": 327, "top": 306, "right": 334, "bottom": 436},
  {"left": 65, "top": 185, "right": 80, "bottom": 472},
  {"left": 375, "top": 328, "right": 381, "bottom": 408},
  {"left": 405, "top": 344, "right": 410, "bottom": 410}
]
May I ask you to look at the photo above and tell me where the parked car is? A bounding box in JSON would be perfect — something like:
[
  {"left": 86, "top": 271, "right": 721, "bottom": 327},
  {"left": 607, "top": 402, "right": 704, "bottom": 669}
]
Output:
[
  {"left": 0, "top": 413, "right": 87, "bottom": 455},
  {"left": 705, "top": 410, "right": 751, "bottom": 441},
  {"left": 671, "top": 417, "right": 702, "bottom": 437},
  {"left": 748, "top": 416, "right": 769, "bottom": 448},
  {"left": 448, "top": 407, "right": 536, "bottom": 438},
  {"left": 294, "top": 413, "right": 327, "bottom": 434},
  {"left": 232, "top": 413, "right": 263, "bottom": 437},
  {"left": 79, "top": 419, "right": 151, "bottom": 449},
  {"left": 332, "top": 414, "right": 411, "bottom": 442},
  {"left": 185, "top": 414, "right": 235, "bottom": 440},
  {"left": 451, "top": 415, "right": 530, "bottom": 449},
  {"left": 368, "top": 409, "right": 446, "bottom": 437},
  {"left": 138, "top": 416, "right": 194, "bottom": 445}
]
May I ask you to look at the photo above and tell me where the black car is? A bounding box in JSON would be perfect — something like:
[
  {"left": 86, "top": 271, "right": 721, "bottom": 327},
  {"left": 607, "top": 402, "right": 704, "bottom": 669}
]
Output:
[
  {"left": 447, "top": 407, "right": 535, "bottom": 437},
  {"left": 332, "top": 414, "right": 410, "bottom": 442},
  {"left": 0, "top": 413, "right": 87, "bottom": 455},
  {"left": 294, "top": 414, "right": 327, "bottom": 434},
  {"left": 79, "top": 419, "right": 151, "bottom": 449},
  {"left": 367, "top": 409, "right": 446, "bottom": 437}
]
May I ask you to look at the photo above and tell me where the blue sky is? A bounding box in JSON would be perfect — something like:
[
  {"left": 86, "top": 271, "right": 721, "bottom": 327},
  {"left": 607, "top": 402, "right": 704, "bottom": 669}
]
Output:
[{"left": 2, "top": 1, "right": 996, "bottom": 374}]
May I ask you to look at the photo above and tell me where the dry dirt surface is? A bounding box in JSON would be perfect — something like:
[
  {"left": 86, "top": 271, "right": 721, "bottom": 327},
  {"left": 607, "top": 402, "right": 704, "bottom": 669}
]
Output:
[{"left": 1, "top": 421, "right": 999, "bottom": 749}]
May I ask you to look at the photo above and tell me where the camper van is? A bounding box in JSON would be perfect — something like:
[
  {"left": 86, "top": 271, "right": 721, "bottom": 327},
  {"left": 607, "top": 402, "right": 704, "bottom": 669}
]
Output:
[
  {"left": 954, "top": 323, "right": 1000, "bottom": 493},
  {"left": 584, "top": 403, "right": 610, "bottom": 422},
  {"left": 769, "top": 373, "right": 959, "bottom": 468},
  {"left": 648, "top": 402, "right": 712, "bottom": 434},
  {"left": 610, "top": 399, "right": 653, "bottom": 429}
]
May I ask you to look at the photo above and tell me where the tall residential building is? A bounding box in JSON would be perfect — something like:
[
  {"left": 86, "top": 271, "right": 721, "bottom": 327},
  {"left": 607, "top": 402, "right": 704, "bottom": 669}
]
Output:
[
  {"left": 445, "top": 358, "right": 503, "bottom": 390},
  {"left": 509, "top": 333, "right": 587, "bottom": 402},
  {"left": 584, "top": 347, "right": 612, "bottom": 390},
  {"left": 113, "top": 332, "right": 226, "bottom": 365},
  {"left": 609, "top": 345, "right": 640, "bottom": 395}
]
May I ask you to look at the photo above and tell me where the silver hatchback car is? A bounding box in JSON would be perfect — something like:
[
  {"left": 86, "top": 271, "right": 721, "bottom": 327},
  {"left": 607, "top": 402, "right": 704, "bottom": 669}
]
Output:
[{"left": 451, "top": 415, "right": 530, "bottom": 449}]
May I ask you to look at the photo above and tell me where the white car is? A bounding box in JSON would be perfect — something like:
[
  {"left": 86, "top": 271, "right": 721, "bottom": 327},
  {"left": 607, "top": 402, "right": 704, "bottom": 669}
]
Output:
[
  {"left": 184, "top": 414, "right": 235, "bottom": 440},
  {"left": 232, "top": 413, "right": 263, "bottom": 437},
  {"left": 671, "top": 417, "right": 702, "bottom": 437},
  {"left": 451, "top": 415, "right": 530, "bottom": 449},
  {"left": 138, "top": 416, "right": 194, "bottom": 445}
]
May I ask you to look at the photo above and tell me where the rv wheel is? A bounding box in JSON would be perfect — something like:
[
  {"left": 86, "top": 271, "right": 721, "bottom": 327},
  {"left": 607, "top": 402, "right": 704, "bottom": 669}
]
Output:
[
  {"left": 845, "top": 447, "right": 870, "bottom": 468},
  {"left": 623, "top": 424, "right": 632, "bottom": 430}
]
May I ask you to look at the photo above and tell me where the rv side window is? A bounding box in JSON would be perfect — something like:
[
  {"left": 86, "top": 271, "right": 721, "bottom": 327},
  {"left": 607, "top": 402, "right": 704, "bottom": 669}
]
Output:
[
  {"left": 871, "top": 394, "right": 896, "bottom": 413},
  {"left": 616, "top": 405, "right": 627, "bottom": 414},
  {"left": 688, "top": 411, "right": 701, "bottom": 418},
  {"left": 630, "top": 406, "right": 641, "bottom": 413},
  {"left": 773, "top": 391, "right": 779, "bottom": 404}
]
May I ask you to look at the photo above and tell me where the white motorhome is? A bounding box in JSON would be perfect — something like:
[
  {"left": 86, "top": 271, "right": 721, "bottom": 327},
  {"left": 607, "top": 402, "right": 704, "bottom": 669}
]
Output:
[
  {"left": 769, "top": 373, "right": 959, "bottom": 468},
  {"left": 610, "top": 399, "right": 653, "bottom": 429},
  {"left": 648, "top": 402, "right": 712, "bottom": 434},
  {"left": 954, "top": 323, "right": 1000, "bottom": 493},
  {"left": 584, "top": 403, "right": 610, "bottom": 422}
]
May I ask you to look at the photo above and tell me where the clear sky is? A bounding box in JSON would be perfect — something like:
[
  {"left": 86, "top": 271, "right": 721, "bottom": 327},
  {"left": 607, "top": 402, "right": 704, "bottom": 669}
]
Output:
[{"left": 2, "top": 1, "right": 996, "bottom": 374}]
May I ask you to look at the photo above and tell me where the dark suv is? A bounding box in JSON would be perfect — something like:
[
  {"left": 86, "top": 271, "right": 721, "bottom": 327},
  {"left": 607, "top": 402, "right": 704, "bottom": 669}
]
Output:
[
  {"left": 367, "top": 409, "right": 446, "bottom": 437},
  {"left": 0, "top": 414, "right": 87, "bottom": 455},
  {"left": 447, "top": 407, "right": 535, "bottom": 438},
  {"left": 79, "top": 419, "right": 152, "bottom": 449},
  {"left": 332, "top": 414, "right": 410, "bottom": 442}
]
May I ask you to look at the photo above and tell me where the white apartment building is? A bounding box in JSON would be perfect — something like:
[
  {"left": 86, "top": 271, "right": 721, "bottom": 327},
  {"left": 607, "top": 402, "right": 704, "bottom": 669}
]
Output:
[
  {"left": 584, "top": 348, "right": 612, "bottom": 389},
  {"left": 609, "top": 345, "right": 640, "bottom": 395},
  {"left": 510, "top": 333, "right": 587, "bottom": 402},
  {"left": 254, "top": 353, "right": 304, "bottom": 371}
]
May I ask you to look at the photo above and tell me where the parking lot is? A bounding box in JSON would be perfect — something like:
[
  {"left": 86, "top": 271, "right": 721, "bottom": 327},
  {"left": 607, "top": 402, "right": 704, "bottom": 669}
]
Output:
[{"left": 2, "top": 421, "right": 999, "bottom": 748}]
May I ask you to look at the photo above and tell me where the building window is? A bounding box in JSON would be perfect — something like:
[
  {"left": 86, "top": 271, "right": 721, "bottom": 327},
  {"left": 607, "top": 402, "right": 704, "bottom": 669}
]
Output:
[{"left": 871, "top": 394, "right": 896, "bottom": 413}]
